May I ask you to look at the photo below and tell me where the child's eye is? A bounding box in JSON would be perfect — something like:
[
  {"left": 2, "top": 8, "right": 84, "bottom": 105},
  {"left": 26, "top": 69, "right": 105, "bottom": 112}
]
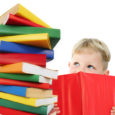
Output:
[
  {"left": 74, "top": 62, "right": 80, "bottom": 67},
  {"left": 87, "top": 65, "right": 95, "bottom": 69}
]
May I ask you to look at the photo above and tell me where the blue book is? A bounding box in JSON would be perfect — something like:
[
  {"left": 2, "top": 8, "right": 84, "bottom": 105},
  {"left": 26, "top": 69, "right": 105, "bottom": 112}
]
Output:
[
  {"left": 0, "top": 41, "right": 54, "bottom": 61},
  {"left": 0, "top": 85, "right": 53, "bottom": 98},
  {"left": 0, "top": 85, "right": 26, "bottom": 97}
]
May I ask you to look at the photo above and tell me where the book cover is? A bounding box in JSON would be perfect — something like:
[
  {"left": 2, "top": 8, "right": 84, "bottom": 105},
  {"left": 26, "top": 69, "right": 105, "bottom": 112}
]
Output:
[
  {"left": 0, "top": 73, "right": 52, "bottom": 84},
  {"left": 0, "top": 53, "right": 46, "bottom": 67},
  {"left": 53, "top": 73, "right": 82, "bottom": 115},
  {"left": 0, "top": 92, "right": 57, "bottom": 107},
  {"left": 0, "top": 41, "right": 54, "bottom": 61},
  {"left": 0, "top": 33, "right": 51, "bottom": 49},
  {"left": 0, "top": 4, "right": 51, "bottom": 28},
  {"left": 0, "top": 25, "right": 60, "bottom": 48},
  {"left": 0, "top": 85, "right": 53, "bottom": 98},
  {"left": 1, "top": 13, "right": 45, "bottom": 27},
  {"left": 0, "top": 99, "right": 54, "bottom": 115},
  {"left": 52, "top": 72, "right": 115, "bottom": 115},
  {"left": 0, "top": 78, "right": 51, "bottom": 89},
  {"left": 0, "top": 62, "right": 58, "bottom": 79}
]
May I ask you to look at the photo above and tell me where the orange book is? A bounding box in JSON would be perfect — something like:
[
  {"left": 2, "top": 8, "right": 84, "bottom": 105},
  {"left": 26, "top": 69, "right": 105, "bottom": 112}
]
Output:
[{"left": 0, "top": 62, "right": 58, "bottom": 79}]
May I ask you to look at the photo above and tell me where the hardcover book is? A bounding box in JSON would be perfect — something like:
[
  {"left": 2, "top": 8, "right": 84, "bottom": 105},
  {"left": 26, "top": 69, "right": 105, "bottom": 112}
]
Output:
[
  {"left": 0, "top": 3, "right": 51, "bottom": 28},
  {"left": 0, "top": 99, "right": 54, "bottom": 115},
  {"left": 0, "top": 25, "right": 60, "bottom": 48},
  {"left": 0, "top": 73, "right": 52, "bottom": 84},
  {"left": 0, "top": 85, "right": 53, "bottom": 98},
  {"left": 52, "top": 72, "right": 115, "bottom": 115},
  {"left": 0, "top": 53, "right": 46, "bottom": 67},
  {"left": 0, "top": 62, "right": 58, "bottom": 79},
  {"left": 0, "top": 106, "right": 37, "bottom": 115},
  {"left": 0, "top": 13, "right": 45, "bottom": 27},
  {"left": 0, "top": 78, "right": 51, "bottom": 89},
  {"left": 0, "top": 41, "right": 54, "bottom": 61},
  {"left": 0, "top": 33, "right": 51, "bottom": 49},
  {"left": 0, "top": 92, "right": 57, "bottom": 107}
]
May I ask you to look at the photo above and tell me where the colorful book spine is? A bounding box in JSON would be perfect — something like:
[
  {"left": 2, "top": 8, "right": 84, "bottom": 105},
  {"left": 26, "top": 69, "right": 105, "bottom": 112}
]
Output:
[
  {"left": 4, "top": 13, "right": 45, "bottom": 27},
  {"left": 0, "top": 99, "right": 53, "bottom": 115},
  {"left": 0, "top": 73, "right": 52, "bottom": 84},
  {"left": 0, "top": 4, "right": 51, "bottom": 28},
  {"left": 0, "top": 92, "right": 57, "bottom": 107},
  {"left": 0, "top": 25, "right": 60, "bottom": 48},
  {"left": 0, "top": 41, "right": 54, "bottom": 61},
  {"left": 0, "top": 85, "right": 53, "bottom": 98},
  {"left": 0, "top": 33, "right": 51, "bottom": 49},
  {"left": 0, "top": 106, "right": 37, "bottom": 115},
  {"left": 0, "top": 53, "right": 46, "bottom": 67},
  {"left": 0, "top": 78, "right": 51, "bottom": 89},
  {"left": 0, "top": 62, "right": 58, "bottom": 79}
]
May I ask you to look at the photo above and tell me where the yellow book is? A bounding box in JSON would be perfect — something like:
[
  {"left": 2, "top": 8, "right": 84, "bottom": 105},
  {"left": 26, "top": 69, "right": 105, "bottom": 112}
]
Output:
[
  {"left": 0, "top": 33, "right": 51, "bottom": 49},
  {"left": 0, "top": 92, "right": 57, "bottom": 107},
  {"left": 0, "top": 4, "right": 51, "bottom": 28}
]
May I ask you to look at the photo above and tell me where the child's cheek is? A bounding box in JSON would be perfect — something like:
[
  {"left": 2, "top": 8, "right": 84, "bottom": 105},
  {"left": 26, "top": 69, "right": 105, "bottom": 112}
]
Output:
[{"left": 69, "top": 66, "right": 79, "bottom": 73}]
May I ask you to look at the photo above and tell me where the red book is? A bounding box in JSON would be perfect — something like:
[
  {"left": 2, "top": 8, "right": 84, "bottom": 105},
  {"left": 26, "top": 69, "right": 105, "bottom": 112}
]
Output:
[
  {"left": 0, "top": 106, "right": 56, "bottom": 115},
  {"left": 3, "top": 13, "right": 45, "bottom": 27},
  {"left": 0, "top": 53, "right": 46, "bottom": 67},
  {"left": 0, "top": 106, "right": 37, "bottom": 115},
  {"left": 52, "top": 72, "right": 115, "bottom": 115},
  {"left": 0, "top": 78, "right": 51, "bottom": 89}
]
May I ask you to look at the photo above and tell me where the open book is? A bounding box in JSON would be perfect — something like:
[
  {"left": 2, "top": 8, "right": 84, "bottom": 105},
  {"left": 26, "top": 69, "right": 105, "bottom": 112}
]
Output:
[{"left": 52, "top": 72, "right": 115, "bottom": 115}]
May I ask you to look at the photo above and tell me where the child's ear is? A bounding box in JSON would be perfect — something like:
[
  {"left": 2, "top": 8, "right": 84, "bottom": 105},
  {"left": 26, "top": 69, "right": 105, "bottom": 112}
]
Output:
[{"left": 68, "top": 61, "right": 71, "bottom": 67}]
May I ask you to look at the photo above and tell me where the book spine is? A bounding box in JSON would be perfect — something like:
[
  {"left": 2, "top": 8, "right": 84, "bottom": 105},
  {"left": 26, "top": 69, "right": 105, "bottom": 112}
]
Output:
[
  {"left": 0, "top": 99, "right": 48, "bottom": 114},
  {"left": 0, "top": 106, "right": 37, "bottom": 115},
  {"left": 0, "top": 53, "right": 46, "bottom": 67},
  {"left": 0, "top": 73, "right": 40, "bottom": 83},
  {"left": 0, "top": 33, "right": 51, "bottom": 49},
  {"left": 0, "top": 92, "right": 37, "bottom": 107},
  {"left": 0, "top": 85, "right": 27, "bottom": 97},
  {"left": 0, "top": 41, "right": 54, "bottom": 61},
  {"left": 6, "top": 14, "right": 45, "bottom": 28},
  {"left": 17, "top": 4, "right": 51, "bottom": 28},
  {"left": 0, "top": 78, "right": 51, "bottom": 89},
  {"left": 0, "top": 25, "right": 60, "bottom": 48},
  {"left": 0, "top": 92, "right": 57, "bottom": 107},
  {"left": 0, "top": 73, "right": 52, "bottom": 84}
]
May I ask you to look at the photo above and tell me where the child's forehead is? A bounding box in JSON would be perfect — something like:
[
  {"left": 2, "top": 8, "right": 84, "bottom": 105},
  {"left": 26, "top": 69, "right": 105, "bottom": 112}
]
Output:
[
  {"left": 74, "top": 48, "right": 99, "bottom": 54},
  {"left": 72, "top": 50, "right": 103, "bottom": 64}
]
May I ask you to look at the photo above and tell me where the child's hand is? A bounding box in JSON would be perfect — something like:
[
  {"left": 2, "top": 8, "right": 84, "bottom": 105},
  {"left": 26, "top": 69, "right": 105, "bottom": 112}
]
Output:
[{"left": 49, "top": 103, "right": 60, "bottom": 115}]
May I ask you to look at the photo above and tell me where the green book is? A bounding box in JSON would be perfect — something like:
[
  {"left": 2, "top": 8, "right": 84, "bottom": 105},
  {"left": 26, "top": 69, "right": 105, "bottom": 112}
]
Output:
[
  {"left": 0, "top": 73, "right": 52, "bottom": 84},
  {"left": 0, "top": 98, "right": 54, "bottom": 115},
  {"left": 0, "top": 25, "right": 61, "bottom": 48}
]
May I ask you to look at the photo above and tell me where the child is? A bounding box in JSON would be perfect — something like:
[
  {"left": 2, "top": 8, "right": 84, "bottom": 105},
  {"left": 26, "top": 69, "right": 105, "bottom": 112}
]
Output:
[
  {"left": 50, "top": 38, "right": 111, "bottom": 115},
  {"left": 68, "top": 38, "right": 111, "bottom": 75}
]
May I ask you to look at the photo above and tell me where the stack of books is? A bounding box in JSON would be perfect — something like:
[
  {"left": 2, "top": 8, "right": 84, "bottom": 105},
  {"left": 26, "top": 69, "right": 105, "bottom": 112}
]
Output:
[{"left": 0, "top": 4, "right": 60, "bottom": 115}]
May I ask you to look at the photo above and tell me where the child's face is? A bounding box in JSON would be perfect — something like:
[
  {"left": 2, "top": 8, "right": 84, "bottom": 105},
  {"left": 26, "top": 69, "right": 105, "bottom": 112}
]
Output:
[{"left": 68, "top": 49, "right": 109, "bottom": 75}]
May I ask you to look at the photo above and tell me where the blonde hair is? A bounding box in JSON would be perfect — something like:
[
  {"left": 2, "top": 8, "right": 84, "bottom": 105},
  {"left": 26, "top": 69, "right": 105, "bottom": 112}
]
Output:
[{"left": 72, "top": 38, "right": 111, "bottom": 70}]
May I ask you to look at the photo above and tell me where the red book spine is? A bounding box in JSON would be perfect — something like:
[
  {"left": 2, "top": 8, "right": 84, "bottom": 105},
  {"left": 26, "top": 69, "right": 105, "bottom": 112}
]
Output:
[
  {"left": 0, "top": 78, "right": 51, "bottom": 89},
  {"left": 0, "top": 106, "right": 37, "bottom": 115},
  {"left": 5, "top": 13, "right": 45, "bottom": 28},
  {"left": 52, "top": 73, "right": 83, "bottom": 115},
  {"left": 0, "top": 53, "right": 46, "bottom": 67}
]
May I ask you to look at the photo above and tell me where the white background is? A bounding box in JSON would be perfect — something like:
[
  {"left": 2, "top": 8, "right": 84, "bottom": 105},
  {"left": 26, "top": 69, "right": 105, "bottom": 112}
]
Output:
[{"left": 0, "top": 0, "right": 115, "bottom": 75}]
